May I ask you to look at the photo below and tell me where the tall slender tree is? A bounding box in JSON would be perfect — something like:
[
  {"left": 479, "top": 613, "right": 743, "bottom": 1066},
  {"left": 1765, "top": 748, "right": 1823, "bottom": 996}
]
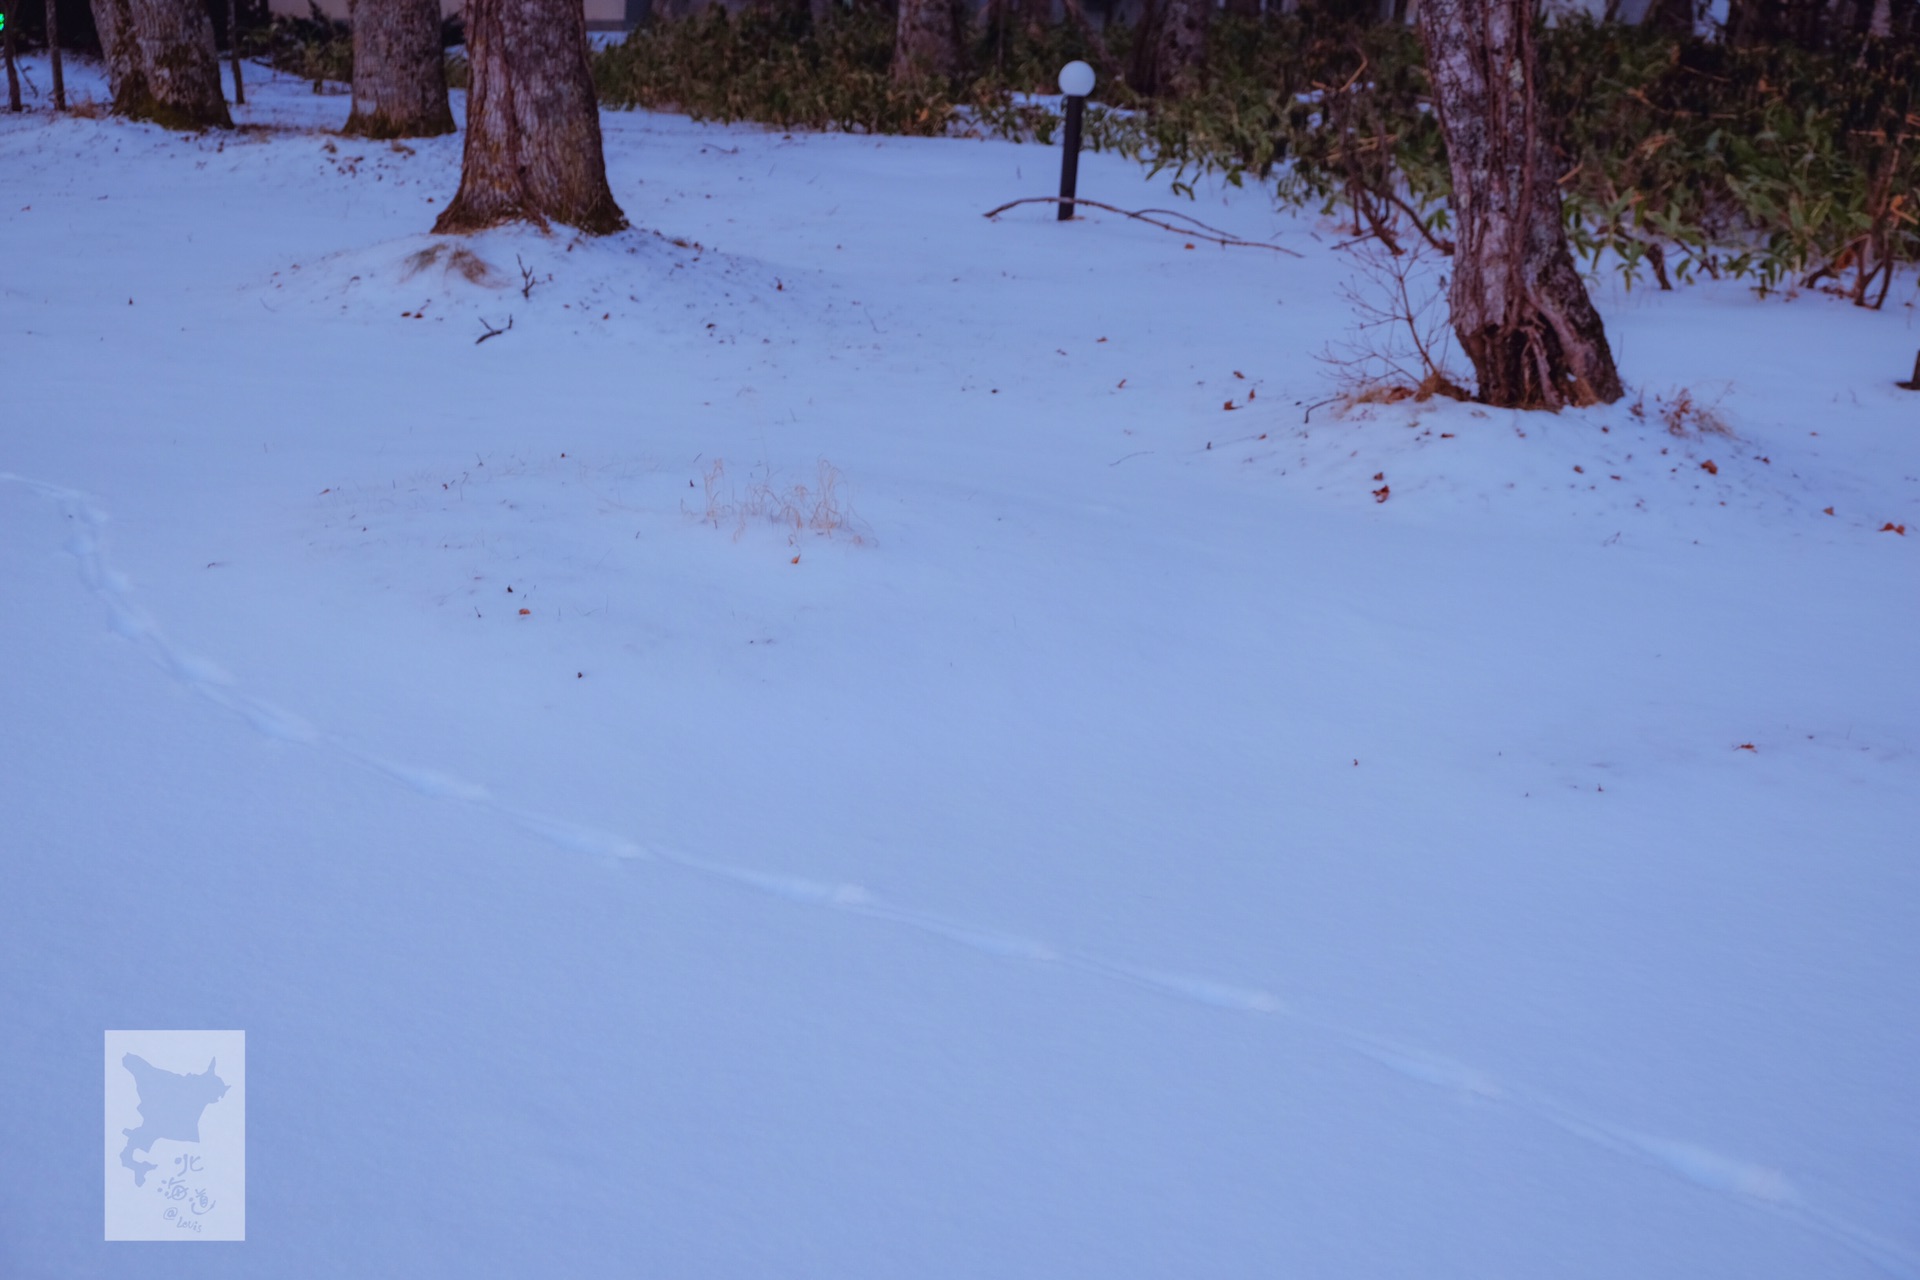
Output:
[
  {"left": 344, "top": 0, "right": 453, "bottom": 138},
  {"left": 435, "top": 0, "right": 625, "bottom": 233},
  {"left": 226, "top": 0, "right": 242, "bottom": 105},
  {"left": 90, "top": 0, "right": 231, "bottom": 127},
  {"left": 46, "top": 0, "right": 65, "bottom": 110},
  {"left": 1417, "top": 0, "right": 1623, "bottom": 408},
  {"left": 3, "top": 0, "right": 20, "bottom": 113}
]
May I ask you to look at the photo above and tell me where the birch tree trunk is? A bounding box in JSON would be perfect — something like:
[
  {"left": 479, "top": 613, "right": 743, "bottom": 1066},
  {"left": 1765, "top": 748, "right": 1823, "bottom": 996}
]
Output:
[
  {"left": 90, "top": 0, "right": 232, "bottom": 128},
  {"left": 434, "top": 0, "right": 626, "bottom": 234},
  {"left": 92, "top": 0, "right": 144, "bottom": 108},
  {"left": 1417, "top": 0, "right": 1623, "bottom": 408},
  {"left": 891, "top": 0, "right": 961, "bottom": 83},
  {"left": 345, "top": 0, "right": 453, "bottom": 138}
]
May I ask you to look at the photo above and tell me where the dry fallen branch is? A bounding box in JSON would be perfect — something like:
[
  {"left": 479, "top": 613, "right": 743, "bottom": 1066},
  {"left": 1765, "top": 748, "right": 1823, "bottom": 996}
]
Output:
[{"left": 982, "top": 197, "right": 1303, "bottom": 256}]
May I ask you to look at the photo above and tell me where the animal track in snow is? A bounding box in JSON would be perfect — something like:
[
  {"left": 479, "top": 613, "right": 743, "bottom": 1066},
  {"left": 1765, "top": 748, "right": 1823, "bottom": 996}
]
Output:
[{"left": 5, "top": 470, "right": 1914, "bottom": 1280}]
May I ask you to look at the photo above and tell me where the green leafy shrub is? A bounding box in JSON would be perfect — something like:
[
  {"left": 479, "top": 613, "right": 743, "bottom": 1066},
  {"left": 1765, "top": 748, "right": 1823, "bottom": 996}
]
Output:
[
  {"left": 594, "top": 5, "right": 950, "bottom": 135},
  {"left": 590, "top": 11, "right": 1918, "bottom": 304},
  {"left": 253, "top": 6, "right": 353, "bottom": 86},
  {"left": 1547, "top": 19, "right": 1917, "bottom": 303}
]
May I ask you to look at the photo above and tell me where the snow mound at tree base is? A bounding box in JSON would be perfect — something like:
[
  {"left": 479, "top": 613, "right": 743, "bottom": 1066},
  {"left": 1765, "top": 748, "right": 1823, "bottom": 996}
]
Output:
[
  {"left": 257, "top": 225, "right": 812, "bottom": 349},
  {"left": 1217, "top": 390, "right": 1917, "bottom": 545}
]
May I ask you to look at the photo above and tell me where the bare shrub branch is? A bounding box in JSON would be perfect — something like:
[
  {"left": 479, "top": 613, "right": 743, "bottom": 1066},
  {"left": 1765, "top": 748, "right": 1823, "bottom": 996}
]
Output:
[{"left": 1317, "top": 239, "right": 1471, "bottom": 409}]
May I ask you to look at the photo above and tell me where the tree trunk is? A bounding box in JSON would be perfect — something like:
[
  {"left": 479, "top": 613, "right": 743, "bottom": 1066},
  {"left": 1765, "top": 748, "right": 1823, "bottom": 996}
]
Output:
[
  {"left": 3, "top": 0, "right": 19, "bottom": 113},
  {"left": 434, "top": 0, "right": 626, "bottom": 235},
  {"left": 92, "top": 0, "right": 145, "bottom": 109},
  {"left": 3, "top": 2, "right": 19, "bottom": 113},
  {"left": 1417, "top": 0, "right": 1623, "bottom": 409},
  {"left": 1129, "top": 0, "right": 1208, "bottom": 97},
  {"left": 891, "top": 0, "right": 961, "bottom": 83},
  {"left": 345, "top": 0, "right": 453, "bottom": 138},
  {"left": 90, "top": 0, "right": 232, "bottom": 127},
  {"left": 226, "top": 0, "right": 242, "bottom": 105},
  {"left": 47, "top": 0, "right": 67, "bottom": 109},
  {"left": 1126, "top": 0, "right": 1159, "bottom": 93}
]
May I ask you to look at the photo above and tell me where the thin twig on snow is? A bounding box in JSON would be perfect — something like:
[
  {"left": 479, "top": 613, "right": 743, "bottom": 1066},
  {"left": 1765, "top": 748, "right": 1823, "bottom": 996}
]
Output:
[{"left": 982, "top": 197, "right": 1303, "bottom": 256}]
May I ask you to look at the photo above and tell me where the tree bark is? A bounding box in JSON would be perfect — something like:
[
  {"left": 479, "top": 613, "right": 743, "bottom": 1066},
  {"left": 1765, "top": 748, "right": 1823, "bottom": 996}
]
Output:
[
  {"left": 92, "top": 0, "right": 145, "bottom": 109},
  {"left": 434, "top": 0, "right": 626, "bottom": 235},
  {"left": 891, "top": 0, "right": 961, "bottom": 83},
  {"left": 90, "top": 0, "right": 232, "bottom": 127},
  {"left": 226, "top": 0, "right": 242, "bottom": 104},
  {"left": 1129, "top": 0, "right": 1208, "bottom": 97},
  {"left": 1417, "top": 0, "right": 1623, "bottom": 409},
  {"left": 48, "top": 0, "right": 66, "bottom": 109},
  {"left": 345, "top": 0, "right": 453, "bottom": 138}
]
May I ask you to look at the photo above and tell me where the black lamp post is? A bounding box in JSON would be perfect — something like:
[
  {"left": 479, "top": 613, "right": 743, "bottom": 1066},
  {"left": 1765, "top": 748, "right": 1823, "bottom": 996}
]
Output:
[{"left": 1057, "top": 60, "right": 1094, "bottom": 222}]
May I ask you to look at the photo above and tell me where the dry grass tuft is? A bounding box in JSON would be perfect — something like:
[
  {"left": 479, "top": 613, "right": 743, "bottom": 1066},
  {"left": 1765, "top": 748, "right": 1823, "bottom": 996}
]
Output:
[
  {"left": 1629, "top": 386, "right": 1733, "bottom": 437},
  {"left": 1341, "top": 370, "right": 1474, "bottom": 410},
  {"left": 400, "top": 243, "right": 501, "bottom": 286},
  {"left": 695, "top": 459, "right": 866, "bottom": 545}
]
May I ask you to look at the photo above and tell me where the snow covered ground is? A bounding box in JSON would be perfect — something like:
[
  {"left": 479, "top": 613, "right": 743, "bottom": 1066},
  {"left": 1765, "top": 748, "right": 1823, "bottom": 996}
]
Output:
[{"left": 3, "top": 54, "right": 1917, "bottom": 1278}]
